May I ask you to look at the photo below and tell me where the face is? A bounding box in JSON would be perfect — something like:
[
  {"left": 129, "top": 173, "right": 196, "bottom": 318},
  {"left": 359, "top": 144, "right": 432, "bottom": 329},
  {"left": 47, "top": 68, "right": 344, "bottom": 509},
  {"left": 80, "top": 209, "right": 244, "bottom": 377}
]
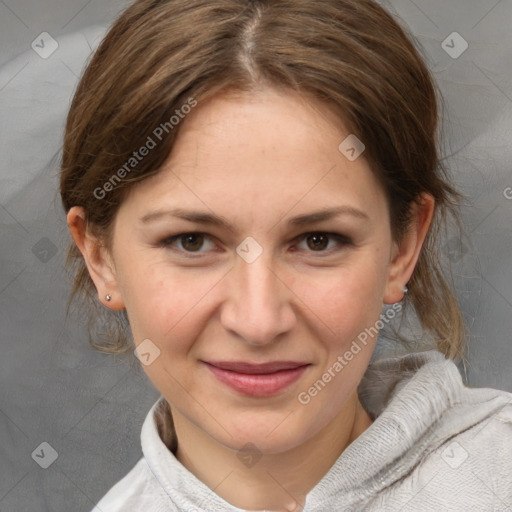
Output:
[{"left": 83, "top": 87, "right": 419, "bottom": 454}]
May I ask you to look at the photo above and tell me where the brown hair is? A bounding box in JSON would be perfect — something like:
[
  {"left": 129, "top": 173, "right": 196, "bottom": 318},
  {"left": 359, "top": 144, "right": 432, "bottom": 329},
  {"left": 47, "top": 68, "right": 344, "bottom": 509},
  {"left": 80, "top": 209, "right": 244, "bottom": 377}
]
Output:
[{"left": 60, "top": 0, "right": 467, "bottom": 361}]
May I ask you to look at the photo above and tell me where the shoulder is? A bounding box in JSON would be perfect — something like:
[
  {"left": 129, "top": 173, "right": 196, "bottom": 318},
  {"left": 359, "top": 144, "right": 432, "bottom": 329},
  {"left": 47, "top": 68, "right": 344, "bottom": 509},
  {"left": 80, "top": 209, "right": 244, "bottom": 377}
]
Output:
[
  {"left": 433, "top": 389, "right": 512, "bottom": 465},
  {"left": 361, "top": 350, "right": 512, "bottom": 510},
  {"left": 387, "top": 389, "right": 512, "bottom": 510},
  {"left": 429, "top": 386, "right": 512, "bottom": 476},
  {"left": 91, "top": 458, "right": 178, "bottom": 512}
]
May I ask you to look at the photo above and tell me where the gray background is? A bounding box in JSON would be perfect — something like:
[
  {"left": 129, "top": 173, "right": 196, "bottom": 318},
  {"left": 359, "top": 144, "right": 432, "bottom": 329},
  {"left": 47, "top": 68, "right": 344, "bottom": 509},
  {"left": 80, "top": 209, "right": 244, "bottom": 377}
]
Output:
[{"left": 0, "top": 0, "right": 511, "bottom": 511}]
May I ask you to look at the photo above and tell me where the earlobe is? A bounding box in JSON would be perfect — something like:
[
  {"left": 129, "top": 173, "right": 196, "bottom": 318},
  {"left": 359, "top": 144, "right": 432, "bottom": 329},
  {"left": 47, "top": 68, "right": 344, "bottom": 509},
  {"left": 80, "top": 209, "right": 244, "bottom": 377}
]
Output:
[
  {"left": 66, "top": 206, "right": 125, "bottom": 310},
  {"left": 382, "top": 193, "right": 435, "bottom": 304}
]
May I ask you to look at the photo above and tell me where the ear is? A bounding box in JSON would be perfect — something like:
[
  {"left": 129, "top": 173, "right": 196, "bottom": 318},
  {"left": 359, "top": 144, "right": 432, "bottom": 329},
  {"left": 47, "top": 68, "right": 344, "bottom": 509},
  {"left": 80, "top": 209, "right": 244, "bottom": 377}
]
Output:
[
  {"left": 66, "top": 206, "right": 125, "bottom": 311},
  {"left": 383, "top": 193, "right": 435, "bottom": 305}
]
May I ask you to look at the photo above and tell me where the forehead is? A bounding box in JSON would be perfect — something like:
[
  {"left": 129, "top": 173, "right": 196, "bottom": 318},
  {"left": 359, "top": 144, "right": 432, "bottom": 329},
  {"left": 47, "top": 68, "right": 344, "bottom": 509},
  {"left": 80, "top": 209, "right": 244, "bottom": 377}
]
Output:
[{"left": 119, "top": 88, "right": 387, "bottom": 226}]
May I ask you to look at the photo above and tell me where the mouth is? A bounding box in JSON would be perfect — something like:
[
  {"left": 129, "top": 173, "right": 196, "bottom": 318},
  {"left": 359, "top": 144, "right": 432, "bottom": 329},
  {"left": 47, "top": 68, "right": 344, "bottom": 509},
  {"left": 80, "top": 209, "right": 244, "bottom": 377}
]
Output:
[{"left": 203, "top": 361, "right": 311, "bottom": 397}]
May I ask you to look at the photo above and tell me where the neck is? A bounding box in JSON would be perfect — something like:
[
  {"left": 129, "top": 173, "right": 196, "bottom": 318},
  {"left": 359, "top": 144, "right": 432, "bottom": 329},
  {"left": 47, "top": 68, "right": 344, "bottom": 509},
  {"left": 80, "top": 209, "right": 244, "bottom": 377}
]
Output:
[{"left": 172, "top": 392, "right": 373, "bottom": 511}]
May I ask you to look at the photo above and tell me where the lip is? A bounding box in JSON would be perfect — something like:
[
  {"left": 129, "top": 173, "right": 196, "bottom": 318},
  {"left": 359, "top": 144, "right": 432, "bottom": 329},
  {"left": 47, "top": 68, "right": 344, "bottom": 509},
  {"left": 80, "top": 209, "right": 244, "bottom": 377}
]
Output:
[
  {"left": 206, "top": 360, "right": 309, "bottom": 374},
  {"left": 203, "top": 361, "right": 310, "bottom": 397}
]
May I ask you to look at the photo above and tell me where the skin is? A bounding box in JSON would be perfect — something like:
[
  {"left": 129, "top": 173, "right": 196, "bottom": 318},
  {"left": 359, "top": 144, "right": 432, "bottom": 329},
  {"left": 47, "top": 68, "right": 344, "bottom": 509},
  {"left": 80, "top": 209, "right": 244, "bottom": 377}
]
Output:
[{"left": 67, "top": 87, "right": 434, "bottom": 511}]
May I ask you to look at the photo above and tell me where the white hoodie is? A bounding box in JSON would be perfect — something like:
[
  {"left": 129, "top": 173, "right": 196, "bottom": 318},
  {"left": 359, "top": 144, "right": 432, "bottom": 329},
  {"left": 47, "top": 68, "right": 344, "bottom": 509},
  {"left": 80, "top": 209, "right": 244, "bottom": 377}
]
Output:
[{"left": 92, "top": 350, "right": 512, "bottom": 511}]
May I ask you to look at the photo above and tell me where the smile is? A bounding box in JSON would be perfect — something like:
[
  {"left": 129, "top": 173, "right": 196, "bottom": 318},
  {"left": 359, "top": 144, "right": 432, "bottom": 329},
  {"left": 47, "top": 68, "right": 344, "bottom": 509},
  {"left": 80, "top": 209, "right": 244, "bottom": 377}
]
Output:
[{"left": 203, "top": 361, "right": 311, "bottom": 397}]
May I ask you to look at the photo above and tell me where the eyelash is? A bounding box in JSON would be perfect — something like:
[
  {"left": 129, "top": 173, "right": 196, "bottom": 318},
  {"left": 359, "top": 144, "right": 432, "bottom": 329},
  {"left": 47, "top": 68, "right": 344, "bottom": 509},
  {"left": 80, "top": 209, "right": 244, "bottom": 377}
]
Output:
[{"left": 157, "top": 231, "right": 353, "bottom": 258}]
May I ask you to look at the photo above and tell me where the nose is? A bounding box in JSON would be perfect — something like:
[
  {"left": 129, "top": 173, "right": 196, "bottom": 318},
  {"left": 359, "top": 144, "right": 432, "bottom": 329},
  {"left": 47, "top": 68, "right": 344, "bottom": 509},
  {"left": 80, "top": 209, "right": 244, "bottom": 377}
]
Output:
[{"left": 220, "top": 250, "right": 296, "bottom": 346}]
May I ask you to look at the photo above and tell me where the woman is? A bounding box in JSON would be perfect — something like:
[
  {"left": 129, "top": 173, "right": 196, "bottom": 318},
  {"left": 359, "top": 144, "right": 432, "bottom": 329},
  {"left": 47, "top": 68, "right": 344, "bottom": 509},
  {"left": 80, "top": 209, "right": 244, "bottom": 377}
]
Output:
[{"left": 60, "top": 0, "right": 512, "bottom": 510}]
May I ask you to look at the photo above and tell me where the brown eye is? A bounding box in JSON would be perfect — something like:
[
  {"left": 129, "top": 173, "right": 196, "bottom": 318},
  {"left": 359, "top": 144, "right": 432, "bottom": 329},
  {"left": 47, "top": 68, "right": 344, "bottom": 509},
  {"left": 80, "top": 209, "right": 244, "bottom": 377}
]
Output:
[
  {"left": 180, "top": 234, "right": 204, "bottom": 252},
  {"left": 306, "top": 233, "right": 329, "bottom": 251},
  {"left": 159, "top": 232, "right": 215, "bottom": 254},
  {"left": 295, "top": 232, "right": 352, "bottom": 255}
]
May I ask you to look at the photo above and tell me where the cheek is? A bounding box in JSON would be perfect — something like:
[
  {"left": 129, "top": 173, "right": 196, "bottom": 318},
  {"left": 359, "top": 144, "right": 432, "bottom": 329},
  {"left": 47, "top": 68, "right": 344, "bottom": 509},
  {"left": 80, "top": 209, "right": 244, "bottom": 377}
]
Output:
[
  {"left": 114, "top": 253, "right": 176, "bottom": 339},
  {"left": 293, "top": 255, "right": 387, "bottom": 344},
  {"left": 117, "top": 255, "right": 216, "bottom": 350}
]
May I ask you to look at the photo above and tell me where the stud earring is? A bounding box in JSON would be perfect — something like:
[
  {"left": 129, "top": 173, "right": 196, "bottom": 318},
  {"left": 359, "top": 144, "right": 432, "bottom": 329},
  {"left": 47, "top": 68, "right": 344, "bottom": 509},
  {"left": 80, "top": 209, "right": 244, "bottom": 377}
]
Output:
[
  {"left": 105, "top": 294, "right": 112, "bottom": 302},
  {"left": 402, "top": 285, "right": 408, "bottom": 297}
]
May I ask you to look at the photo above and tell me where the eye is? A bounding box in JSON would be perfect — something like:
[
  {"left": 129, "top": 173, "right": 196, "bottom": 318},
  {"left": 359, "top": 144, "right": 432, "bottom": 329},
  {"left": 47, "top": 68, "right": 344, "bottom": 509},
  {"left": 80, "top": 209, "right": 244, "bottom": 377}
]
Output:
[
  {"left": 159, "top": 232, "right": 215, "bottom": 254},
  {"left": 294, "top": 232, "right": 352, "bottom": 254}
]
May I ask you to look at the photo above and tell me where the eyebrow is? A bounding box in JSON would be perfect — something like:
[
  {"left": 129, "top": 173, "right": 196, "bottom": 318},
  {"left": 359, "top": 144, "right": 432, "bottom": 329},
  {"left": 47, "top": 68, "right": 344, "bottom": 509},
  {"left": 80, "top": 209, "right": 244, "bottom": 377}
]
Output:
[{"left": 140, "top": 206, "right": 370, "bottom": 232}]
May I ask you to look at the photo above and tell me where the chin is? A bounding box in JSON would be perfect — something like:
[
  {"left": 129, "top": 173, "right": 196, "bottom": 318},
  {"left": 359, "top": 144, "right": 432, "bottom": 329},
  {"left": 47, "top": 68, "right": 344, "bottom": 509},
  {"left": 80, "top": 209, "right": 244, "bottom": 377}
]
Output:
[{"left": 216, "top": 412, "right": 316, "bottom": 456}]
